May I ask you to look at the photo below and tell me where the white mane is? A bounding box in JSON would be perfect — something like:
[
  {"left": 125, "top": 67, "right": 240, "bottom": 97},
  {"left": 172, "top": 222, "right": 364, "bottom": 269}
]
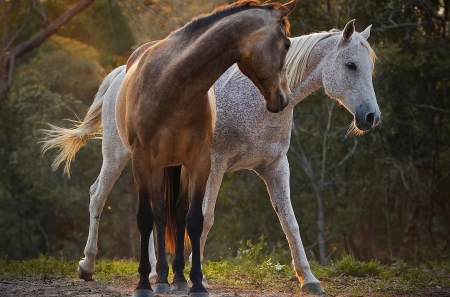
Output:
[{"left": 224, "top": 30, "right": 377, "bottom": 88}]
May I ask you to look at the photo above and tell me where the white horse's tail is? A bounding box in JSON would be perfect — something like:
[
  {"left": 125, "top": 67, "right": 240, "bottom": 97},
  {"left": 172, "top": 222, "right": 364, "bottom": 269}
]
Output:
[{"left": 40, "top": 65, "right": 126, "bottom": 177}]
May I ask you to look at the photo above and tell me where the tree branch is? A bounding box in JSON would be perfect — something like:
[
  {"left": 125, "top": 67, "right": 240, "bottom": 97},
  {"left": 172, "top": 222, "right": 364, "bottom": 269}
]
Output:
[
  {"left": 0, "top": 0, "right": 96, "bottom": 100},
  {"left": 10, "top": 0, "right": 96, "bottom": 59}
]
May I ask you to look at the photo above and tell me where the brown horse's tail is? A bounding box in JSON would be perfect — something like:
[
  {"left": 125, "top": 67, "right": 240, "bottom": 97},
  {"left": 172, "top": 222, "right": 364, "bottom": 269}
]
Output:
[
  {"left": 164, "top": 165, "right": 190, "bottom": 253},
  {"left": 40, "top": 65, "right": 126, "bottom": 177}
]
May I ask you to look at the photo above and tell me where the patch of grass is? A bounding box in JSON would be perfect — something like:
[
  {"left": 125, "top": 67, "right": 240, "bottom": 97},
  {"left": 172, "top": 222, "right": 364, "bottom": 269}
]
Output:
[
  {"left": 320, "top": 256, "right": 450, "bottom": 296},
  {"left": 92, "top": 259, "right": 139, "bottom": 280},
  {"left": 0, "top": 254, "right": 77, "bottom": 280},
  {"left": 0, "top": 254, "right": 139, "bottom": 281},
  {"left": 1, "top": 247, "right": 450, "bottom": 296},
  {"left": 327, "top": 254, "right": 384, "bottom": 277},
  {"left": 203, "top": 237, "right": 293, "bottom": 290}
]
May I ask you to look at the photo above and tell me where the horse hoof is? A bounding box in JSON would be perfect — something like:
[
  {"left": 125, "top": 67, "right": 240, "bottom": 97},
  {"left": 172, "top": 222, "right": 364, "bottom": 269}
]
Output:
[
  {"left": 188, "top": 278, "right": 211, "bottom": 289},
  {"left": 171, "top": 281, "right": 190, "bottom": 292},
  {"left": 132, "top": 289, "right": 154, "bottom": 297},
  {"left": 77, "top": 266, "right": 93, "bottom": 281},
  {"left": 188, "top": 292, "right": 209, "bottom": 297},
  {"left": 152, "top": 282, "right": 170, "bottom": 294},
  {"left": 148, "top": 272, "right": 158, "bottom": 284},
  {"left": 302, "top": 282, "right": 325, "bottom": 294}
]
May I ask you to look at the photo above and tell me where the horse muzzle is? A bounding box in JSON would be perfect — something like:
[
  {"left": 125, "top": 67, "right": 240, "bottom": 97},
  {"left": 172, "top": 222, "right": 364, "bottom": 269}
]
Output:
[
  {"left": 355, "top": 111, "right": 381, "bottom": 131},
  {"left": 265, "top": 90, "right": 289, "bottom": 113}
]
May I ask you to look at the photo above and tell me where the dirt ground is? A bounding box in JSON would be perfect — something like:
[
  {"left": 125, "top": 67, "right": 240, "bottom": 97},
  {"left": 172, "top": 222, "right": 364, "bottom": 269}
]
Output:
[
  {"left": 1, "top": 278, "right": 450, "bottom": 297},
  {"left": 0, "top": 278, "right": 308, "bottom": 297}
]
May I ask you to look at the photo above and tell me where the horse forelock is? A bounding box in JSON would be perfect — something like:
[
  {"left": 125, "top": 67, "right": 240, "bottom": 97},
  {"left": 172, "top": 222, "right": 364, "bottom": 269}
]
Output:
[
  {"left": 331, "top": 32, "right": 377, "bottom": 72},
  {"left": 169, "top": 0, "right": 290, "bottom": 38}
]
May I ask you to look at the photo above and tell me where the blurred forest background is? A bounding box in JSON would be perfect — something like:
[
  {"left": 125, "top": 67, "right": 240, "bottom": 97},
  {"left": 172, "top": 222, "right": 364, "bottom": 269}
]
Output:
[{"left": 0, "top": 0, "right": 449, "bottom": 267}]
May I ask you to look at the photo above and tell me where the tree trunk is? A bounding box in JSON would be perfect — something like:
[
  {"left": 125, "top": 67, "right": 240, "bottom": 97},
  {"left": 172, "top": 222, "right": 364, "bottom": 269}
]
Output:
[{"left": 398, "top": 200, "right": 420, "bottom": 260}]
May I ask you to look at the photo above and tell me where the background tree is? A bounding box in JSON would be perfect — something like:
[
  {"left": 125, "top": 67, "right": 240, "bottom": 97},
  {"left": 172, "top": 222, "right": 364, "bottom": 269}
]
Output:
[{"left": 0, "top": 0, "right": 96, "bottom": 102}]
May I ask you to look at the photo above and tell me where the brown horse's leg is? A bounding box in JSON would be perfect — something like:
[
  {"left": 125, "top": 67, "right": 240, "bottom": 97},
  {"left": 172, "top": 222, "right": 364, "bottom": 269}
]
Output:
[
  {"left": 171, "top": 166, "right": 190, "bottom": 292},
  {"left": 185, "top": 150, "right": 212, "bottom": 296},
  {"left": 152, "top": 168, "right": 170, "bottom": 294},
  {"left": 131, "top": 151, "right": 155, "bottom": 297}
]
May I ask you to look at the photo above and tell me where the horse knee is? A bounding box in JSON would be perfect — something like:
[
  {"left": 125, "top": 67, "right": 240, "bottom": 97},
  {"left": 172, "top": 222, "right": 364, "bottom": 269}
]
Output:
[
  {"left": 203, "top": 214, "right": 214, "bottom": 231},
  {"left": 186, "top": 213, "right": 204, "bottom": 239},
  {"left": 88, "top": 194, "right": 103, "bottom": 216},
  {"left": 89, "top": 181, "right": 99, "bottom": 197},
  {"left": 137, "top": 209, "right": 153, "bottom": 234},
  {"left": 282, "top": 219, "right": 300, "bottom": 235}
]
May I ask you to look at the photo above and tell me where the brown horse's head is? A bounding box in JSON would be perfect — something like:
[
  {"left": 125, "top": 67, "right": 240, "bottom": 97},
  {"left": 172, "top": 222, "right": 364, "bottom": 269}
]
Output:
[{"left": 236, "top": 0, "right": 297, "bottom": 113}]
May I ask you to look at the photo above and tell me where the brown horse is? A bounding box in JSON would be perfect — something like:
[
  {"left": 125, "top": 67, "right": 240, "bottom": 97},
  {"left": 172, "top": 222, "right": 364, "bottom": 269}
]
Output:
[{"left": 115, "top": 1, "right": 297, "bottom": 296}]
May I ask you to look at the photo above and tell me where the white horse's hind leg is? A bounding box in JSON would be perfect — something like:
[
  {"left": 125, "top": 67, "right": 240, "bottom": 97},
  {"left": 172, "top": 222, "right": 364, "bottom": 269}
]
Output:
[
  {"left": 255, "top": 156, "right": 324, "bottom": 293},
  {"left": 148, "top": 231, "right": 157, "bottom": 283},
  {"left": 78, "top": 146, "right": 130, "bottom": 280},
  {"left": 78, "top": 70, "right": 131, "bottom": 280}
]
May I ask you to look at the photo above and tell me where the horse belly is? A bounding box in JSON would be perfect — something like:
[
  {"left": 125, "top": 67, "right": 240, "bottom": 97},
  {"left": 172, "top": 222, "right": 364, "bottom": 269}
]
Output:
[
  {"left": 142, "top": 123, "right": 214, "bottom": 169},
  {"left": 225, "top": 141, "right": 288, "bottom": 172}
]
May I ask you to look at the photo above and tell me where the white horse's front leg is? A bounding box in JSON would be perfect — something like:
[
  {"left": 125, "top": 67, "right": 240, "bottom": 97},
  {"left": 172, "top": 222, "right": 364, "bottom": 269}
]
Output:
[
  {"left": 78, "top": 149, "right": 130, "bottom": 280},
  {"left": 256, "top": 156, "right": 324, "bottom": 293},
  {"left": 200, "top": 162, "right": 226, "bottom": 263}
]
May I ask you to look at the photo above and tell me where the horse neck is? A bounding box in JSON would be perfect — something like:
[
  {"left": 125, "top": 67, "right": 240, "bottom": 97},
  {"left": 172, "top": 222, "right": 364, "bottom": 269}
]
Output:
[
  {"left": 289, "top": 34, "right": 338, "bottom": 106},
  {"left": 169, "top": 14, "right": 266, "bottom": 95}
]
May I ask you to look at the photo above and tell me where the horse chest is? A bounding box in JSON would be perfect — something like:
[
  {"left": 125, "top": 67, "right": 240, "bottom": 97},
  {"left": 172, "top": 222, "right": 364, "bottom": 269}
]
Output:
[
  {"left": 213, "top": 72, "right": 293, "bottom": 171},
  {"left": 213, "top": 112, "right": 292, "bottom": 171}
]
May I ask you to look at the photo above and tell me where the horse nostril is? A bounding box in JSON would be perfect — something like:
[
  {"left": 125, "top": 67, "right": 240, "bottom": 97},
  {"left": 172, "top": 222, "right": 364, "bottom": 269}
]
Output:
[
  {"left": 278, "top": 94, "right": 284, "bottom": 112},
  {"left": 366, "top": 112, "right": 375, "bottom": 125},
  {"left": 375, "top": 114, "right": 381, "bottom": 125}
]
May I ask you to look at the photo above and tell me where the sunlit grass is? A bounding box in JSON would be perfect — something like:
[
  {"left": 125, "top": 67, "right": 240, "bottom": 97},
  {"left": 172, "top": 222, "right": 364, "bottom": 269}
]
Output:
[
  {"left": 0, "top": 254, "right": 76, "bottom": 280},
  {"left": 1, "top": 245, "right": 449, "bottom": 296}
]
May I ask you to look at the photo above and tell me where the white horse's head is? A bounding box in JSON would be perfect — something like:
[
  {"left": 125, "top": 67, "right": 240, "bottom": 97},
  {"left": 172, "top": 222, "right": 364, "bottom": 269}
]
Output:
[{"left": 322, "top": 20, "right": 380, "bottom": 135}]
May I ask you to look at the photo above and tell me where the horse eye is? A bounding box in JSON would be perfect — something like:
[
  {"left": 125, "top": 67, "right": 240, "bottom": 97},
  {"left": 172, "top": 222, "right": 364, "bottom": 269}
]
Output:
[
  {"left": 285, "top": 40, "right": 291, "bottom": 51},
  {"left": 347, "top": 62, "right": 357, "bottom": 70}
]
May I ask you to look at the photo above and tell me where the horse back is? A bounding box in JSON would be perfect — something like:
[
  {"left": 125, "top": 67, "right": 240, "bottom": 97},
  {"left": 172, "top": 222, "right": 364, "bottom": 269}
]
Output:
[{"left": 126, "top": 41, "right": 160, "bottom": 71}]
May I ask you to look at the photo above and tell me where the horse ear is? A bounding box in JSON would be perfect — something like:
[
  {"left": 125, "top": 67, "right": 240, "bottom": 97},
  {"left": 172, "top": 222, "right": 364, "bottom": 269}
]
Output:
[
  {"left": 360, "top": 24, "right": 372, "bottom": 40},
  {"left": 283, "top": 0, "right": 298, "bottom": 14},
  {"left": 273, "top": 0, "right": 298, "bottom": 17},
  {"left": 342, "top": 19, "right": 356, "bottom": 41}
]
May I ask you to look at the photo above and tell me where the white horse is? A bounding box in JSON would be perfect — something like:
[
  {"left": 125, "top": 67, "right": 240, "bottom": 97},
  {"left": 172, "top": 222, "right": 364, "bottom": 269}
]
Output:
[{"left": 41, "top": 20, "right": 379, "bottom": 294}]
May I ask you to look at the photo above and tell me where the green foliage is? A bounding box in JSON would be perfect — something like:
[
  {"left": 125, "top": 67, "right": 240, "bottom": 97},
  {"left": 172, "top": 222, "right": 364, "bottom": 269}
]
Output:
[
  {"left": 0, "top": 35, "right": 104, "bottom": 261},
  {"left": 0, "top": 254, "right": 76, "bottom": 280},
  {"left": 56, "top": 0, "right": 135, "bottom": 57},
  {"left": 0, "top": 255, "right": 138, "bottom": 281},
  {"left": 1, "top": 252, "right": 450, "bottom": 296},
  {"left": 121, "top": 0, "right": 224, "bottom": 45},
  {"left": 90, "top": 259, "right": 138, "bottom": 280},
  {"left": 327, "top": 254, "right": 384, "bottom": 277},
  {"left": 203, "top": 237, "right": 293, "bottom": 289}
]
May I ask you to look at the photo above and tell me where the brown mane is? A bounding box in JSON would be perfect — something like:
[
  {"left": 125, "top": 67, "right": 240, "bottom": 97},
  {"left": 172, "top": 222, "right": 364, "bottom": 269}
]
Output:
[{"left": 170, "top": 0, "right": 291, "bottom": 38}]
